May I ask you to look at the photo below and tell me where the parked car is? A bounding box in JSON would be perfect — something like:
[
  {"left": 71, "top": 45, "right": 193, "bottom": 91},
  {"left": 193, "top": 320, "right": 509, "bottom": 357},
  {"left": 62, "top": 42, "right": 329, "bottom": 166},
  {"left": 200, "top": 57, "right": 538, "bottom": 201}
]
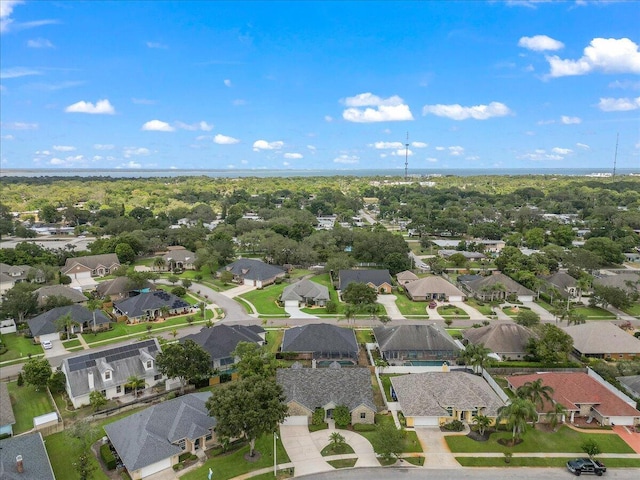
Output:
[
  {"left": 41, "top": 340, "right": 53, "bottom": 350},
  {"left": 428, "top": 301, "right": 437, "bottom": 309},
  {"left": 566, "top": 458, "right": 606, "bottom": 476}
]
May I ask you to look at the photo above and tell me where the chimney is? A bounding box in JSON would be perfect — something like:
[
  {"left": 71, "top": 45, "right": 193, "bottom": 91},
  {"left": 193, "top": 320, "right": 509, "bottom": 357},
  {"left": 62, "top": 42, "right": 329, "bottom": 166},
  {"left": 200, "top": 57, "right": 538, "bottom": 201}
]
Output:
[
  {"left": 311, "top": 359, "right": 316, "bottom": 369},
  {"left": 88, "top": 371, "right": 94, "bottom": 390},
  {"left": 16, "top": 455, "right": 23, "bottom": 473}
]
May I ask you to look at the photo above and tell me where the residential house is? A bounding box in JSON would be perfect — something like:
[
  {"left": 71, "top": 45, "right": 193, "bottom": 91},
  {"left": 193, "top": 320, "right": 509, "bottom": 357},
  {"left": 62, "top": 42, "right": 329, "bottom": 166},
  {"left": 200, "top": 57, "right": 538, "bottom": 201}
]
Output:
[
  {"left": 563, "top": 322, "right": 640, "bottom": 360},
  {"left": 507, "top": 372, "right": 640, "bottom": 426},
  {"left": 105, "top": 392, "right": 216, "bottom": 480},
  {"left": 181, "top": 324, "right": 265, "bottom": 372},
  {"left": 617, "top": 375, "right": 640, "bottom": 399},
  {"left": 391, "top": 370, "right": 505, "bottom": 427},
  {"left": 0, "top": 271, "right": 14, "bottom": 297},
  {"left": 280, "top": 279, "right": 330, "bottom": 307},
  {"left": 396, "top": 270, "right": 418, "bottom": 286},
  {"left": 27, "top": 304, "right": 112, "bottom": 345},
  {"left": 96, "top": 276, "right": 154, "bottom": 301},
  {"left": 61, "top": 339, "right": 165, "bottom": 408},
  {"left": 593, "top": 272, "right": 640, "bottom": 295},
  {"left": 36, "top": 285, "right": 87, "bottom": 307},
  {"left": 374, "top": 324, "right": 462, "bottom": 366},
  {"left": 338, "top": 269, "right": 393, "bottom": 294},
  {"left": 458, "top": 272, "right": 535, "bottom": 302},
  {"left": 403, "top": 276, "right": 466, "bottom": 302},
  {"left": 462, "top": 322, "right": 535, "bottom": 360},
  {"left": 539, "top": 271, "right": 579, "bottom": 299},
  {"left": 220, "top": 258, "right": 287, "bottom": 288},
  {"left": 113, "top": 291, "right": 191, "bottom": 324},
  {"left": 0, "top": 432, "right": 56, "bottom": 480},
  {"left": 438, "top": 250, "right": 486, "bottom": 261},
  {"left": 0, "top": 382, "right": 16, "bottom": 437},
  {"left": 0, "top": 263, "right": 45, "bottom": 284},
  {"left": 161, "top": 247, "right": 197, "bottom": 271},
  {"left": 61, "top": 253, "right": 121, "bottom": 290},
  {"left": 281, "top": 324, "right": 359, "bottom": 365},
  {"left": 276, "top": 364, "right": 376, "bottom": 426}
]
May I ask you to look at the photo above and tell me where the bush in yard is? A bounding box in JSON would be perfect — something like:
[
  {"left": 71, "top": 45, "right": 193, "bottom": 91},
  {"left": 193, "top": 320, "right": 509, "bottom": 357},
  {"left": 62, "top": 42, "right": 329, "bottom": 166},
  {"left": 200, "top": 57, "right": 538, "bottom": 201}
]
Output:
[
  {"left": 325, "top": 300, "right": 337, "bottom": 314},
  {"left": 171, "top": 286, "right": 186, "bottom": 297},
  {"left": 312, "top": 408, "right": 325, "bottom": 426},
  {"left": 333, "top": 405, "right": 351, "bottom": 428},
  {"left": 581, "top": 439, "right": 601, "bottom": 458},
  {"left": 443, "top": 420, "right": 464, "bottom": 431},
  {"left": 353, "top": 423, "right": 376, "bottom": 432},
  {"left": 100, "top": 444, "right": 116, "bottom": 470},
  {"left": 17, "top": 372, "right": 24, "bottom": 387}
]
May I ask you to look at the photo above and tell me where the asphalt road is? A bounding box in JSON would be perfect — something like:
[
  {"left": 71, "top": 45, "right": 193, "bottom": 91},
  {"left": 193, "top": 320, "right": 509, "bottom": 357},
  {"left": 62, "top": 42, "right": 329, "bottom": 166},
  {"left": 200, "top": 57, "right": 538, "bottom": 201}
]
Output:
[{"left": 296, "top": 466, "right": 640, "bottom": 480}]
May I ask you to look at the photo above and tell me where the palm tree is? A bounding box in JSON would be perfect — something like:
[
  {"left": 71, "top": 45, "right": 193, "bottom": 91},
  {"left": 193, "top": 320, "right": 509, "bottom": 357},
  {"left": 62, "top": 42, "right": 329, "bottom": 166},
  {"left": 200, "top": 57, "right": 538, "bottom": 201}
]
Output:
[
  {"left": 567, "top": 310, "right": 586, "bottom": 326},
  {"left": 56, "top": 312, "right": 80, "bottom": 340},
  {"left": 576, "top": 276, "right": 591, "bottom": 303},
  {"left": 497, "top": 398, "right": 538, "bottom": 445},
  {"left": 86, "top": 298, "right": 103, "bottom": 332},
  {"left": 342, "top": 304, "right": 358, "bottom": 324},
  {"left": 472, "top": 414, "right": 492, "bottom": 436},
  {"left": 545, "top": 403, "right": 567, "bottom": 432},
  {"left": 329, "top": 432, "right": 346, "bottom": 450},
  {"left": 126, "top": 375, "right": 146, "bottom": 397},
  {"left": 517, "top": 379, "right": 554, "bottom": 411},
  {"left": 160, "top": 305, "right": 170, "bottom": 319},
  {"left": 459, "top": 343, "right": 492, "bottom": 374},
  {"left": 153, "top": 256, "right": 166, "bottom": 272}
]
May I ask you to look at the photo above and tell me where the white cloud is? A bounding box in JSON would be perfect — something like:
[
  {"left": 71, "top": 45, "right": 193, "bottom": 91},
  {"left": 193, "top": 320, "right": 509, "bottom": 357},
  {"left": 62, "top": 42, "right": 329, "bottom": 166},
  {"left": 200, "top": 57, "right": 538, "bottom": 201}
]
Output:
[
  {"left": 537, "top": 119, "right": 555, "bottom": 125},
  {"left": 232, "top": 99, "right": 246, "bottom": 106},
  {"left": 141, "top": 120, "right": 175, "bottom": 132},
  {"left": 2, "top": 121, "right": 38, "bottom": 130},
  {"left": 120, "top": 161, "right": 142, "bottom": 168},
  {"left": 253, "top": 140, "right": 284, "bottom": 151},
  {"left": 0, "top": 66, "right": 42, "bottom": 79},
  {"left": 174, "top": 121, "right": 214, "bottom": 131},
  {"left": 283, "top": 161, "right": 290, "bottom": 167},
  {"left": 343, "top": 94, "right": 413, "bottom": 123},
  {"left": 561, "top": 115, "right": 582, "bottom": 124},
  {"left": 123, "top": 147, "right": 151, "bottom": 158},
  {"left": 53, "top": 145, "right": 76, "bottom": 152},
  {"left": 224, "top": 79, "right": 232, "bottom": 87},
  {"left": 132, "top": 98, "right": 156, "bottom": 105},
  {"left": 518, "top": 35, "right": 564, "bottom": 52},
  {"left": 371, "top": 141, "right": 404, "bottom": 149},
  {"left": 518, "top": 149, "right": 565, "bottom": 161},
  {"left": 423, "top": 102, "right": 511, "bottom": 120},
  {"left": 27, "top": 38, "right": 53, "bottom": 48},
  {"left": 94, "top": 144, "right": 115, "bottom": 150},
  {"left": 466, "top": 155, "right": 480, "bottom": 161},
  {"left": 576, "top": 143, "right": 590, "bottom": 150},
  {"left": 49, "top": 157, "right": 65, "bottom": 166},
  {"left": 1, "top": 134, "right": 14, "bottom": 140},
  {"left": 199, "top": 121, "right": 213, "bottom": 131},
  {"left": 608, "top": 80, "right": 640, "bottom": 90},
  {"left": 35, "top": 150, "right": 51, "bottom": 155},
  {"left": 391, "top": 149, "right": 413, "bottom": 156},
  {"left": 448, "top": 146, "right": 465, "bottom": 156},
  {"left": 65, "top": 99, "right": 115, "bottom": 115},
  {"left": 324, "top": 115, "right": 333, "bottom": 122},
  {"left": 597, "top": 96, "right": 640, "bottom": 112},
  {"left": 343, "top": 92, "right": 405, "bottom": 107},
  {"left": 546, "top": 37, "right": 640, "bottom": 77},
  {"left": 426, "top": 157, "right": 438, "bottom": 163},
  {"left": 333, "top": 154, "right": 359, "bottom": 164},
  {"left": 284, "top": 153, "right": 303, "bottom": 159},
  {"left": 48, "top": 154, "right": 85, "bottom": 167},
  {"left": 214, "top": 134, "right": 240, "bottom": 145},
  {"left": 307, "top": 145, "right": 316, "bottom": 151},
  {"left": 435, "top": 146, "right": 445, "bottom": 151},
  {"left": 146, "top": 41, "right": 167, "bottom": 49},
  {"left": 412, "top": 141, "right": 428, "bottom": 148},
  {"left": 552, "top": 147, "right": 573, "bottom": 155},
  {"left": 0, "top": 0, "right": 22, "bottom": 33}
]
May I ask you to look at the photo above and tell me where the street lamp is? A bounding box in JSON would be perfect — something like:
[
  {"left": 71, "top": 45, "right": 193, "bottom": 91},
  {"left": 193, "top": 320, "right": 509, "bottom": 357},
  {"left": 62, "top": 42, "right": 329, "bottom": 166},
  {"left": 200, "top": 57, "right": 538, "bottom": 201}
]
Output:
[{"left": 273, "top": 431, "right": 279, "bottom": 476}]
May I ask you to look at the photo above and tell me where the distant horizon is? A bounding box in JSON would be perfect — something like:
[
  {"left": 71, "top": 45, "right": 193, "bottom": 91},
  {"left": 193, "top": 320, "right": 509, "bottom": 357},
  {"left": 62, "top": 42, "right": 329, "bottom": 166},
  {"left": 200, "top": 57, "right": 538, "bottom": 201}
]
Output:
[{"left": 1, "top": 1, "right": 639, "bottom": 171}]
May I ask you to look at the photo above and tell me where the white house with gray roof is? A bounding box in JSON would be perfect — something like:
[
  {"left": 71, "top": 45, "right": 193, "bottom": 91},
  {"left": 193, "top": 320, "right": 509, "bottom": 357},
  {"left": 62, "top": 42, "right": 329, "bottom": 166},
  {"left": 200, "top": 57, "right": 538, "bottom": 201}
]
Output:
[
  {"left": 277, "top": 365, "right": 376, "bottom": 426},
  {"left": 391, "top": 370, "right": 506, "bottom": 427},
  {"left": 280, "top": 278, "right": 330, "bottom": 307},
  {"left": 220, "top": 258, "right": 286, "bottom": 288},
  {"left": 374, "top": 324, "right": 462, "bottom": 366},
  {"left": 113, "top": 290, "right": 191, "bottom": 323},
  {"left": 281, "top": 324, "right": 358, "bottom": 364},
  {"left": 61, "top": 339, "right": 165, "bottom": 408},
  {"left": 27, "top": 304, "right": 112, "bottom": 345},
  {"left": 105, "top": 392, "right": 216, "bottom": 479}
]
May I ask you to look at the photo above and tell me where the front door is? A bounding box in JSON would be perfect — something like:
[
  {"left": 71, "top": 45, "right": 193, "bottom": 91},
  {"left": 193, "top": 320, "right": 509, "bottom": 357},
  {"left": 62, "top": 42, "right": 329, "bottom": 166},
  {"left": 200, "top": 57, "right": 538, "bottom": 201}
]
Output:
[{"left": 326, "top": 409, "right": 333, "bottom": 419}]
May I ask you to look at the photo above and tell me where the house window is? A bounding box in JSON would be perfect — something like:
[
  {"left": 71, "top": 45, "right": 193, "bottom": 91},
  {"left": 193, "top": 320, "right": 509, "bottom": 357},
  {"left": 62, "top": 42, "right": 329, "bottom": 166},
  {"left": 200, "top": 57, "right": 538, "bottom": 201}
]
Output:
[
  {"left": 360, "top": 412, "right": 366, "bottom": 419},
  {"left": 101, "top": 390, "right": 106, "bottom": 396},
  {"left": 116, "top": 386, "right": 122, "bottom": 393},
  {"left": 206, "top": 432, "right": 213, "bottom": 441},
  {"left": 104, "top": 371, "right": 111, "bottom": 380},
  {"left": 146, "top": 360, "right": 152, "bottom": 369},
  {"left": 178, "top": 439, "right": 186, "bottom": 450},
  {"left": 154, "top": 374, "right": 162, "bottom": 381}
]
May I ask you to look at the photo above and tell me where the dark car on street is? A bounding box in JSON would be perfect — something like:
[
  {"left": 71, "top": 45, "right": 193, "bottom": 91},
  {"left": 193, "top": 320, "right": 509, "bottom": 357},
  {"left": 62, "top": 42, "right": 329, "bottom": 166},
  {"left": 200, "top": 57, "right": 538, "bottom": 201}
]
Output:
[{"left": 566, "top": 458, "right": 606, "bottom": 476}]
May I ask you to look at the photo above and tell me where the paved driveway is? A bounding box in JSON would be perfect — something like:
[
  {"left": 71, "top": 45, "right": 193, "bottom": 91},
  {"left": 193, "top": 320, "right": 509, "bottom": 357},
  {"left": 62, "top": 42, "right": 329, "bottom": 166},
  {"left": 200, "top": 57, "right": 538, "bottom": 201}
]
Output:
[
  {"left": 520, "top": 301, "right": 554, "bottom": 321},
  {"left": 220, "top": 284, "right": 256, "bottom": 298},
  {"left": 284, "top": 306, "right": 319, "bottom": 319},
  {"left": 376, "top": 295, "right": 405, "bottom": 320},
  {"left": 310, "top": 428, "right": 378, "bottom": 468},
  {"left": 279, "top": 425, "right": 332, "bottom": 476},
  {"left": 44, "top": 339, "right": 67, "bottom": 358},
  {"left": 450, "top": 301, "right": 488, "bottom": 321},
  {"left": 414, "top": 426, "right": 463, "bottom": 469}
]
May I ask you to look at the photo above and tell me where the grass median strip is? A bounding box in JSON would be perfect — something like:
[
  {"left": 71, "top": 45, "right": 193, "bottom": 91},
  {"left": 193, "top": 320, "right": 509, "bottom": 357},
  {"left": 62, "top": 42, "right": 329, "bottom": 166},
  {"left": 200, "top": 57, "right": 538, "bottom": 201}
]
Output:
[{"left": 456, "top": 457, "right": 640, "bottom": 468}]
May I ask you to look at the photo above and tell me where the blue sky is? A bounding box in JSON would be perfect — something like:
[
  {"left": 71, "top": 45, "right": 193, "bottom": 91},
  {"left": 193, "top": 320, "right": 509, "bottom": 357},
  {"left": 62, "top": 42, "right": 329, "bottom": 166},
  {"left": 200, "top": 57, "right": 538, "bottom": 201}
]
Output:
[{"left": 1, "top": 0, "right": 639, "bottom": 171}]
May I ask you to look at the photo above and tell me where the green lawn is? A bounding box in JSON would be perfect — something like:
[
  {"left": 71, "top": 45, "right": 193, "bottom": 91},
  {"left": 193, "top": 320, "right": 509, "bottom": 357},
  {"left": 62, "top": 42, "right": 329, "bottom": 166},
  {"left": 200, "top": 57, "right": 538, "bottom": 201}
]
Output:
[
  {"left": 465, "top": 298, "right": 494, "bottom": 316},
  {"left": 437, "top": 305, "right": 470, "bottom": 319},
  {"left": 181, "top": 433, "right": 290, "bottom": 480},
  {"left": 394, "top": 293, "right": 429, "bottom": 316},
  {"left": 357, "top": 414, "right": 422, "bottom": 454},
  {"left": 0, "top": 332, "right": 44, "bottom": 361},
  {"left": 572, "top": 306, "right": 616, "bottom": 319},
  {"left": 63, "top": 338, "right": 82, "bottom": 349},
  {"left": 379, "top": 374, "right": 403, "bottom": 402},
  {"left": 327, "top": 458, "right": 357, "bottom": 468},
  {"left": 622, "top": 303, "right": 640, "bottom": 317},
  {"left": 7, "top": 382, "right": 55, "bottom": 434},
  {"left": 320, "top": 442, "right": 355, "bottom": 456},
  {"left": 239, "top": 284, "right": 287, "bottom": 315},
  {"left": 501, "top": 305, "right": 530, "bottom": 318},
  {"left": 85, "top": 315, "right": 204, "bottom": 345},
  {"left": 456, "top": 457, "right": 640, "bottom": 468},
  {"left": 265, "top": 329, "right": 284, "bottom": 354},
  {"left": 355, "top": 329, "right": 375, "bottom": 344},
  {"left": 445, "top": 425, "right": 634, "bottom": 454}
]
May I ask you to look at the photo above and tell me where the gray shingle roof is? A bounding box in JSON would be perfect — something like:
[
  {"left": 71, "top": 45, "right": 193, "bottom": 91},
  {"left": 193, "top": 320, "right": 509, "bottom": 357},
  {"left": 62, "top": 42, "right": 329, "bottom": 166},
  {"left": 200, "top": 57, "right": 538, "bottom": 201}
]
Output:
[
  {"left": 27, "top": 304, "right": 111, "bottom": 337},
  {"left": 276, "top": 367, "right": 375, "bottom": 412},
  {"left": 391, "top": 371, "right": 505, "bottom": 417},
  {"left": 404, "top": 276, "right": 466, "bottom": 298},
  {"left": 0, "top": 382, "right": 16, "bottom": 428},
  {"left": 563, "top": 322, "right": 640, "bottom": 355},
  {"left": 62, "top": 253, "right": 120, "bottom": 274},
  {"left": 162, "top": 248, "right": 197, "bottom": 263},
  {"left": 374, "top": 324, "right": 461, "bottom": 354},
  {"left": 0, "top": 432, "right": 56, "bottom": 480},
  {"left": 62, "top": 339, "right": 161, "bottom": 398},
  {"left": 222, "top": 259, "right": 286, "bottom": 282},
  {"left": 104, "top": 392, "right": 216, "bottom": 472},
  {"left": 617, "top": 375, "right": 640, "bottom": 398},
  {"left": 462, "top": 322, "right": 535, "bottom": 356},
  {"left": 96, "top": 276, "right": 154, "bottom": 297},
  {"left": 338, "top": 269, "right": 392, "bottom": 290},
  {"left": 282, "top": 324, "right": 358, "bottom": 357},
  {"left": 593, "top": 273, "right": 640, "bottom": 293},
  {"left": 396, "top": 271, "right": 419, "bottom": 283},
  {"left": 114, "top": 291, "right": 190, "bottom": 318},
  {"left": 36, "top": 285, "right": 87, "bottom": 306},
  {"left": 464, "top": 272, "right": 534, "bottom": 296},
  {"left": 181, "top": 324, "right": 264, "bottom": 362},
  {"left": 281, "top": 279, "right": 329, "bottom": 303},
  {"left": 540, "top": 272, "right": 578, "bottom": 292}
]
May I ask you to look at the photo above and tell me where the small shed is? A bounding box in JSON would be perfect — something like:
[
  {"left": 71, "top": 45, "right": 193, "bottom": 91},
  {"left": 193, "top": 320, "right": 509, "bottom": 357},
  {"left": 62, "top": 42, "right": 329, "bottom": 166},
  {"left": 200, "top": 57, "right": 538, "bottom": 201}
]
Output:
[{"left": 33, "top": 412, "right": 59, "bottom": 435}]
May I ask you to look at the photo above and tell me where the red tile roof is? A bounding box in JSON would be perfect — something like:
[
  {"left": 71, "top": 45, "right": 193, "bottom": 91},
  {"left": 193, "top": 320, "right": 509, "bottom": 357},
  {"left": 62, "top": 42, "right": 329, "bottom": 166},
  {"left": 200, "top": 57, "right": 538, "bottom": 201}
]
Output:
[{"left": 506, "top": 372, "right": 640, "bottom": 418}]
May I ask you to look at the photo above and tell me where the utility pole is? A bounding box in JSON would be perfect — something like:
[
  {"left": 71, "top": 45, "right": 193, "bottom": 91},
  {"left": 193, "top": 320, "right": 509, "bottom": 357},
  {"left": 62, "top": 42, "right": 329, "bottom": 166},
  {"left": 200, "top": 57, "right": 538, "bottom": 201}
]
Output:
[
  {"left": 612, "top": 133, "right": 619, "bottom": 178},
  {"left": 404, "top": 132, "right": 409, "bottom": 181}
]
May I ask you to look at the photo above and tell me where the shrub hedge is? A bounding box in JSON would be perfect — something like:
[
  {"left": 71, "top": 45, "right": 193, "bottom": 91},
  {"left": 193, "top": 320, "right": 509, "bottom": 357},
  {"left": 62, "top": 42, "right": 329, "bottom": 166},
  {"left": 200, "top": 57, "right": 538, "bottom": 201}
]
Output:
[{"left": 100, "top": 443, "right": 116, "bottom": 470}]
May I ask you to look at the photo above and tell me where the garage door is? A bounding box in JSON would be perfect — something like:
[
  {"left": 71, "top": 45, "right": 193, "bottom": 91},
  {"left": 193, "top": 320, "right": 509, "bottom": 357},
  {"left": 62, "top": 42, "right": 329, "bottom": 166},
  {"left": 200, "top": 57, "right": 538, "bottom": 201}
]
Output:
[
  {"left": 518, "top": 295, "right": 534, "bottom": 302},
  {"left": 413, "top": 417, "right": 439, "bottom": 427},
  {"left": 449, "top": 296, "right": 464, "bottom": 302},
  {"left": 282, "top": 416, "right": 308, "bottom": 426},
  {"left": 284, "top": 300, "right": 299, "bottom": 308},
  {"left": 139, "top": 458, "right": 172, "bottom": 478}
]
